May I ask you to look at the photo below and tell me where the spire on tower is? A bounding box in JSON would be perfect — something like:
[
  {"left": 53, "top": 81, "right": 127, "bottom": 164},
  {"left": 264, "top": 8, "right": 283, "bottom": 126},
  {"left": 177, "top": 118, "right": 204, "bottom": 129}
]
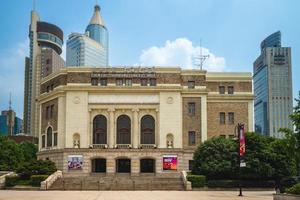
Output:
[
  {"left": 89, "top": 3, "right": 105, "bottom": 26},
  {"left": 33, "top": 0, "right": 36, "bottom": 11}
]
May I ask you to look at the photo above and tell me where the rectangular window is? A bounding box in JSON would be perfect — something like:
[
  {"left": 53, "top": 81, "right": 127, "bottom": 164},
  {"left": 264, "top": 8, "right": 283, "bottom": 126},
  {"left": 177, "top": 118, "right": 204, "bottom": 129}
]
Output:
[
  {"left": 46, "top": 86, "right": 50, "bottom": 93},
  {"left": 188, "top": 102, "right": 195, "bottom": 116},
  {"left": 188, "top": 81, "right": 195, "bottom": 89},
  {"left": 219, "top": 86, "right": 225, "bottom": 94},
  {"left": 189, "top": 160, "right": 194, "bottom": 171},
  {"left": 188, "top": 131, "right": 196, "bottom": 145},
  {"left": 125, "top": 79, "right": 132, "bottom": 86},
  {"left": 220, "top": 112, "right": 225, "bottom": 124},
  {"left": 53, "top": 133, "right": 57, "bottom": 146},
  {"left": 46, "top": 106, "right": 50, "bottom": 119},
  {"left": 91, "top": 78, "right": 98, "bottom": 86},
  {"left": 100, "top": 78, "right": 107, "bottom": 86},
  {"left": 50, "top": 105, "right": 54, "bottom": 118},
  {"left": 116, "top": 78, "right": 123, "bottom": 86},
  {"left": 42, "top": 135, "right": 45, "bottom": 148},
  {"left": 228, "top": 86, "right": 234, "bottom": 94},
  {"left": 150, "top": 78, "right": 157, "bottom": 86},
  {"left": 228, "top": 112, "right": 234, "bottom": 124},
  {"left": 141, "top": 79, "right": 148, "bottom": 86}
]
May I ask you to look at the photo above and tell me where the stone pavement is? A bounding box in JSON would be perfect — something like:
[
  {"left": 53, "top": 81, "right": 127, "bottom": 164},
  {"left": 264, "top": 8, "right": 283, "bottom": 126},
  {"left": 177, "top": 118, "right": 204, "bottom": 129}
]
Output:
[{"left": 0, "top": 190, "right": 274, "bottom": 200}]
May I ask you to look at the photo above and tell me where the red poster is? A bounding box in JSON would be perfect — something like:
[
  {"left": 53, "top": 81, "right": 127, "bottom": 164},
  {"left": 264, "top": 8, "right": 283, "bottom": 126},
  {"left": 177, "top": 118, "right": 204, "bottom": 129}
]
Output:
[{"left": 239, "top": 124, "right": 245, "bottom": 157}]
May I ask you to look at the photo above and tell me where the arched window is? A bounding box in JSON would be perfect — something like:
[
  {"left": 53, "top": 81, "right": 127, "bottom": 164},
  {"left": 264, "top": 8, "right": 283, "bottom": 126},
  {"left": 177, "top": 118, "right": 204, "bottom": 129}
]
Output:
[
  {"left": 117, "top": 115, "right": 131, "bottom": 144},
  {"left": 46, "top": 127, "right": 52, "bottom": 147},
  {"left": 93, "top": 115, "right": 107, "bottom": 144},
  {"left": 73, "top": 133, "right": 80, "bottom": 148},
  {"left": 140, "top": 115, "right": 155, "bottom": 144},
  {"left": 166, "top": 133, "right": 174, "bottom": 148}
]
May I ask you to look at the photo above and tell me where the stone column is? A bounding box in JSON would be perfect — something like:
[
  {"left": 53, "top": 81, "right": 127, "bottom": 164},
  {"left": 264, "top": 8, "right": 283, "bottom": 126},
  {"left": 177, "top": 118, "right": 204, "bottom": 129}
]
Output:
[
  {"left": 200, "top": 95, "right": 207, "bottom": 142},
  {"left": 132, "top": 108, "right": 139, "bottom": 148},
  {"left": 108, "top": 108, "right": 115, "bottom": 148}
]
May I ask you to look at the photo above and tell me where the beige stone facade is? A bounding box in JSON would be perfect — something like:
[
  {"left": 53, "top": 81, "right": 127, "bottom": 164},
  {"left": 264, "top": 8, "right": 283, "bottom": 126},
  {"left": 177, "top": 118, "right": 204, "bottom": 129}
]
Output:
[{"left": 37, "top": 67, "right": 254, "bottom": 176}]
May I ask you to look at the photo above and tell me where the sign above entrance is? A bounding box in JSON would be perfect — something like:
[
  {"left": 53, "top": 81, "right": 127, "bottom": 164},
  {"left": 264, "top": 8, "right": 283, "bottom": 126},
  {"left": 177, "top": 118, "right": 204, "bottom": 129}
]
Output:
[{"left": 163, "top": 155, "right": 177, "bottom": 171}]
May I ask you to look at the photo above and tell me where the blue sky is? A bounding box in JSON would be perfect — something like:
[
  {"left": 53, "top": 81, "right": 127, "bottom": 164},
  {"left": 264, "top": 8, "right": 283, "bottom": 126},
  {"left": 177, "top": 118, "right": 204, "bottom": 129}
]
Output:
[{"left": 0, "top": 0, "right": 299, "bottom": 118}]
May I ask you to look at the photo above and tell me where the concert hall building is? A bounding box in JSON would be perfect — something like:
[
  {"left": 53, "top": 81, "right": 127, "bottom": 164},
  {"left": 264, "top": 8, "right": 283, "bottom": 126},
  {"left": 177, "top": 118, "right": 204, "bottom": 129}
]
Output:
[{"left": 37, "top": 67, "right": 254, "bottom": 176}]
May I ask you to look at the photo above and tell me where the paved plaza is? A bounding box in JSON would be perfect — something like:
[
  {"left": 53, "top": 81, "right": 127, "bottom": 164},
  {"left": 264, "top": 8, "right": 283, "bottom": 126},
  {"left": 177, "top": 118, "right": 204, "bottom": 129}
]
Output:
[{"left": 0, "top": 190, "right": 274, "bottom": 200}]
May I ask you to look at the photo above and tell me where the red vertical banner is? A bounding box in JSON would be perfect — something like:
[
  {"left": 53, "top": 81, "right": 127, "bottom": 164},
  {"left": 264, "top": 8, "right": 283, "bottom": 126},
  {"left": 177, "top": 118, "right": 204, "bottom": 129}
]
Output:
[{"left": 239, "top": 124, "right": 246, "bottom": 167}]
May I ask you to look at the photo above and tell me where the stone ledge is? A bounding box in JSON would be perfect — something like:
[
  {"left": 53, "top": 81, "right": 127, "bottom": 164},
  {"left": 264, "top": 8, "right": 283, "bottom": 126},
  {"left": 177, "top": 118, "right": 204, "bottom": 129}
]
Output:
[{"left": 273, "top": 194, "right": 300, "bottom": 200}]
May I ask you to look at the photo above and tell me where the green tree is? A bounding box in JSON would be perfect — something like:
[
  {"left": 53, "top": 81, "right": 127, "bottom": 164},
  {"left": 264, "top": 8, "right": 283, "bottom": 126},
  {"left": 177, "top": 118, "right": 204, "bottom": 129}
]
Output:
[
  {"left": 0, "top": 136, "right": 24, "bottom": 171},
  {"left": 280, "top": 91, "right": 300, "bottom": 174},
  {"left": 19, "top": 141, "right": 38, "bottom": 162},
  {"left": 192, "top": 136, "right": 238, "bottom": 179}
]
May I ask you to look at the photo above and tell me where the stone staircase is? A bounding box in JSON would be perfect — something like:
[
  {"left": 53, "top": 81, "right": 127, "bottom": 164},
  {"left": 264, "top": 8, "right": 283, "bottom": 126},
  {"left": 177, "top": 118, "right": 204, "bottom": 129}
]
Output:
[{"left": 49, "top": 174, "right": 184, "bottom": 191}]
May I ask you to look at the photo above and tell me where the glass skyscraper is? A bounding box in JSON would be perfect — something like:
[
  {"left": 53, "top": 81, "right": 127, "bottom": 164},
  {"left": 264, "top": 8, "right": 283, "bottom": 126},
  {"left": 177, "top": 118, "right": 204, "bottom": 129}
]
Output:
[
  {"left": 253, "top": 31, "right": 293, "bottom": 138},
  {"left": 66, "top": 4, "right": 108, "bottom": 67}
]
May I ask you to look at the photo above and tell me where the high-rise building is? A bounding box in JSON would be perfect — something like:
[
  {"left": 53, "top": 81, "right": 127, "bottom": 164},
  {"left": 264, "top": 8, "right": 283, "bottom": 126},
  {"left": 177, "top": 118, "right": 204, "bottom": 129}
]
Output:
[
  {"left": 23, "top": 9, "right": 64, "bottom": 137},
  {"left": 254, "top": 31, "right": 293, "bottom": 138},
  {"left": 66, "top": 4, "right": 108, "bottom": 67}
]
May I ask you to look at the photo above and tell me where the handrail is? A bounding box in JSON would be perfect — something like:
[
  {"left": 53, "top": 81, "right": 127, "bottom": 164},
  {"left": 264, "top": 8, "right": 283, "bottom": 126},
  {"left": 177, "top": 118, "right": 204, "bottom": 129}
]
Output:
[
  {"left": 40, "top": 170, "right": 63, "bottom": 190},
  {"left": 181, "top": 171, "right": 192, "bottom": 191}
]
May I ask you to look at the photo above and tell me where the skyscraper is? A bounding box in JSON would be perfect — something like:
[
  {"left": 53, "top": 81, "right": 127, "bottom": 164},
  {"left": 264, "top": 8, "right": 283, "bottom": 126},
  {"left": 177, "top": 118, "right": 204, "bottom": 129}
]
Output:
[
  {"left": 253, "top": 31, "right": 293, "bottom": 138},
  {"left": 23, "top": 9, "right": 64, "bottom": 137},
  {"left": 66, "top": 4, "right": 108, "bottom": 67}
]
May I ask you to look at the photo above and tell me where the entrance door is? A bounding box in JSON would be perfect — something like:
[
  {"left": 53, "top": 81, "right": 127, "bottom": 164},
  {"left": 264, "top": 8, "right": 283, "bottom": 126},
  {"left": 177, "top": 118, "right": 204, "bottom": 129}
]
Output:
[
  {"left": 92, "top": 158, "right": 106, "bottom": 173},
  {"left": 116, "top": 159, "right": 131, "bottom": 173},
  {"left": 140, "top": 159, "right": 155, "bottom": 173}
]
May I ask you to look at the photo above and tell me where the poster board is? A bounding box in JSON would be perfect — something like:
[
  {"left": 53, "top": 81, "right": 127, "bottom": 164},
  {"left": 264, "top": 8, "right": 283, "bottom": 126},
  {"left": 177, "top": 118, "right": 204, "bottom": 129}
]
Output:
[
  {"left": 163, "top": 155, "right": 177, "bottom": 170},
  {"left": 67, "top": 155, "right": 83, "bottom": 170}
]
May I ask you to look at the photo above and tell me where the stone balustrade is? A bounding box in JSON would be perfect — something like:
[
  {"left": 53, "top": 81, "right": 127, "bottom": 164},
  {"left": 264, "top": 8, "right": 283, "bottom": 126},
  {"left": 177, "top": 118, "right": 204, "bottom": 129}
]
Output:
[
  {"left": 181, "top": 171, "right": 192, "bottom": 191},
  {"left": 40, "top": 170, "right": 63, "bottom": 190},
  {"left": 0, "top": 172, "right": 15, "bottom": 189}
]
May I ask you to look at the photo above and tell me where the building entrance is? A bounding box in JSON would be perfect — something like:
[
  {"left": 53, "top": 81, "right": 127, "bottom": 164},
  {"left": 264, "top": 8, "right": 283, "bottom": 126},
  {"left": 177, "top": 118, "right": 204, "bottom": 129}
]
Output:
[
  {"left": 92, "top": 158, "right": 106, "bottom": 173},
  {"left": 140, "top": 159, "right": 155, "bottom": 173},
  {"left": 116, "top": 158, "right": 131, "bottom": 173}
]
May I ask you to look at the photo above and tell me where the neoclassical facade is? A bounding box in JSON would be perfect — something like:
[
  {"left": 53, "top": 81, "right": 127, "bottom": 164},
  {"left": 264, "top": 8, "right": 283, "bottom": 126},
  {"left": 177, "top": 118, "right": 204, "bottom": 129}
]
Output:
[{"left": 37, "top": 67, "right": 254, "bottom": 176}]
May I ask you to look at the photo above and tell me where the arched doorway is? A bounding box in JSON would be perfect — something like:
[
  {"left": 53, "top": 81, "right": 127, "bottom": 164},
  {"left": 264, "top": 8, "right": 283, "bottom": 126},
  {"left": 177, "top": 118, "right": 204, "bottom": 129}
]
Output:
[
  {"left": 116, "top": 158, "right": 131, "bottom": 173},
  {"left": 93, "top": 115, "right": 107, "bottom": 144},
  {"left": 117, "top": 115, "right": 131, "bottom": 144},
  {"left": 140, "top": 158, "right": 155, "bottom": 173},
  {"left": 140, "top": 115, "right": 155, "bottom": 144},
  {"left": 92, "top": 158, "right": 106, "bottom": 173}
]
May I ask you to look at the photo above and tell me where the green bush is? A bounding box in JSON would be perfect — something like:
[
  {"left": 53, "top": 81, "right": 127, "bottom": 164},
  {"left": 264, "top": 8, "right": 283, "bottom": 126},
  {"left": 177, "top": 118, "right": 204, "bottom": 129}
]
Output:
[
  {"left": 30, "top": 175, "right": 49, "bottom": 186},
  {"left": 5, "top": 176, "right": 20, "bottom": 187},
  {"left": 286, "top": 183, "right": 300, "bottom": 195},
  {"left": 17, "top": 160, "right": 57, "bottom": 179},
  {"left": 187, "top": 175, "right": 206, "bottom": 187},
  {"left": 207, "top": 180, "right": 239, "bottom": 188},
  {"left": 206, "top": 179, "right": 275, "bottom": 188}
]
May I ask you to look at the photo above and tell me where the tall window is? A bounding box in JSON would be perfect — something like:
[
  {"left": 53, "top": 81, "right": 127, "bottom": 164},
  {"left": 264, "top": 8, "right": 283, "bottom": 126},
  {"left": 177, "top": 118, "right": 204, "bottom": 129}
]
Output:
[
  {"left": 91, "top": 78, "right": 98, "bottom": 86},
  {"left": 93, "top": 115, "right": 107, "bottom": 144},
  {"left": 50, "top": 105, "right": 54, "bottom": 118},
  {"left": 188, "top": 131, "right": 196, "bottom": 146},
  {"left": 125, "top": 79, "right": 132, "bottom": 86},
  {"left": 150, "top": 79, "right": 157, "bottom": 86},
  {"left": 228, "top": 86, "right": 234, "bottom": 94},
  {"left": 117, "top": 115, "right": 131, "bottom": 144},
  {"left": 140, "top": 115, "right": 155, "bottom": 144},
  {"left": 220, "top": 112, "right": 225, "bottom": 124},
  {"left": 53, "top": 133, "right": 58, "bottom": 146},
  {"left": 116, "top": 78, "right": 123, "bottom": 86},
  {"left": 188, "top": 81, "right": 195, "bottom": 89},
  {"left": 100, "top": 78, "right": 107, "bottom": 86},
  {"left": 188, "top": 102, "right": 195, "bottom": 116},
  {"left": 42, "top": 135, "right": 45, "bottom": 148},
  {"left": 141, "top": 79, "right": 148, "bottom": 86},
  {"left": 219, "top": 86, "right": 225, "bottom": 94},
  {"left": 46, "top": 127, "right": 52, "bottom": 147},
  {"left": 228, "top": 112, "right": 234, "bottom": 124}
]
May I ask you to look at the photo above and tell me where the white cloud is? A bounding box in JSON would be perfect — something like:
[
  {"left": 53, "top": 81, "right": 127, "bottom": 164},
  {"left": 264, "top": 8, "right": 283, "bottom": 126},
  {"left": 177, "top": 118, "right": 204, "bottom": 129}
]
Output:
[
  {"left": 0, "top": 39, "right": 29, "bottom": 117},
  {"left": 139, "top": 38, "right": 226, "bottom": 71}
]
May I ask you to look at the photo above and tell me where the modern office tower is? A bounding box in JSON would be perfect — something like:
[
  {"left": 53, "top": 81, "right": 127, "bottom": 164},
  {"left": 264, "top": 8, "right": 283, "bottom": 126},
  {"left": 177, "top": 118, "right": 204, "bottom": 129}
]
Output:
[
  {"left": 0, "top": 96, "right": 22, "bottom": 136},
  {"left": 41, "top": 48, "right": 65, "bottom": 78},
  {"left": 23, "top": 9, "right": 64, "bottom": 137},
  {"left": 66, "top": 33, "right": 107, "bottom": 67},
  {"left": 254, "top": 31, "right": 293, "bottom": 138},
  {"left": 66, "top": 4, "right": 108, "bottom": 67}
]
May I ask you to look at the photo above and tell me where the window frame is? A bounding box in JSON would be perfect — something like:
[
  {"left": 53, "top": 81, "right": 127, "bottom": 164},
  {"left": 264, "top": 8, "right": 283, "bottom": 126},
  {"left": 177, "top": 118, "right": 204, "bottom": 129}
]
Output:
[
  {"left": 219, "top": 112, "right": 226, "bottom": 124},
  {"left": 188, "top": 102, "right": 196, "bottom": 116},
  {"left": 188, "top": 81, "right": 195, "bottom": 89},
  {"left": 188, "top": 131, "right": 196, "bottom": 146},
  {"left": 228, "top": 112, "right": 234, "bottom": 124},
  {"left": 219, "top": 86, "right": 225, "bottom": 94},
  {"left": 228, "top": 86, "right": 234, "bottom": 94}
]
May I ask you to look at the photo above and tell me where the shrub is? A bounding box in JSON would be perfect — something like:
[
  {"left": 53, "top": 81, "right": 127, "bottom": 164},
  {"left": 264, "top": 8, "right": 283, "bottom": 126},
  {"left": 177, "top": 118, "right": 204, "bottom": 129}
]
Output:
[
  {"left": 30, "top": 175, "right": 49, "bottom": 187},
  {"left": 286, "top": 183, "right": 300, "bottom": 195},
  {"left": 17, "top": 160, "right": 57, "bottom": 179},
  {"left": 5, "top": 176, "right": 20, "bottom": 187},
  {"left": 207, "top": 180, "right": 239, "bottom": 188},
  {"left": 206, "top": 179, "right": 275, "bottom": 188},
  {"left": 187, "top": 175, "right": 206, "bottom": 187}
]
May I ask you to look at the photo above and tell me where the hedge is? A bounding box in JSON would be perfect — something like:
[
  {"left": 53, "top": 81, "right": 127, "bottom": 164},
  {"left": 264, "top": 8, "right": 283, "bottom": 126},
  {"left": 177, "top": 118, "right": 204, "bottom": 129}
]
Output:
[
  {"left": 286, "top": 183, "right": 300, "bottom": 195},
  {"left": 206, "top": 179, "right": 275, "bottom": 188},
  {"left": 30, "top": 175, "right": 49, "bottom": 187},
  {"left": 5, "top": 176, "right": 20, "bottom": 187},
  {"left": 187, "top": 175, "right": 206, "bottom": 187}
]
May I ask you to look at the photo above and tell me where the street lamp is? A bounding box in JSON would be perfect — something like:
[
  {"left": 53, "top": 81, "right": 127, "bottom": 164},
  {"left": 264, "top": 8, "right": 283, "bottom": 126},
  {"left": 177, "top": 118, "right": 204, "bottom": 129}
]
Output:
[{"left": 235, "top": 123, "right": 246, "bottom": 197}]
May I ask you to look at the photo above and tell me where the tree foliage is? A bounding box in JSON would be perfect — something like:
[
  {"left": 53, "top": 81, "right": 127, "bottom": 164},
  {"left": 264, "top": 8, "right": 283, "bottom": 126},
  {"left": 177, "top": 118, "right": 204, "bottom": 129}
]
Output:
[
  {"left": 192, "top": 133, "right": 297, "bottom": 180},
  {"left": 19, "top": 141, "right": 38, "bottom": 162}
]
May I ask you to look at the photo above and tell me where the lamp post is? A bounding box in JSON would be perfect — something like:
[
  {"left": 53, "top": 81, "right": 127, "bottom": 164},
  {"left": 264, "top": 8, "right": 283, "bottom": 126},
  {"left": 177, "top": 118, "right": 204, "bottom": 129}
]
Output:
[{"left": 236, "top": 123, "right": 246, "bottom": 197}]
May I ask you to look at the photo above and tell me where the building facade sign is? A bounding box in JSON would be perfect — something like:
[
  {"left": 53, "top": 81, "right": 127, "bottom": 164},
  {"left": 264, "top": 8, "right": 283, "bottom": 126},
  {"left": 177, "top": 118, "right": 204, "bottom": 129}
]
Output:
[
  {"left": 163, "top": 155, "right": 178, "bottom": 171},
  {"left": 68, "top": 155, "right": 83, "bottom": 170}
]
